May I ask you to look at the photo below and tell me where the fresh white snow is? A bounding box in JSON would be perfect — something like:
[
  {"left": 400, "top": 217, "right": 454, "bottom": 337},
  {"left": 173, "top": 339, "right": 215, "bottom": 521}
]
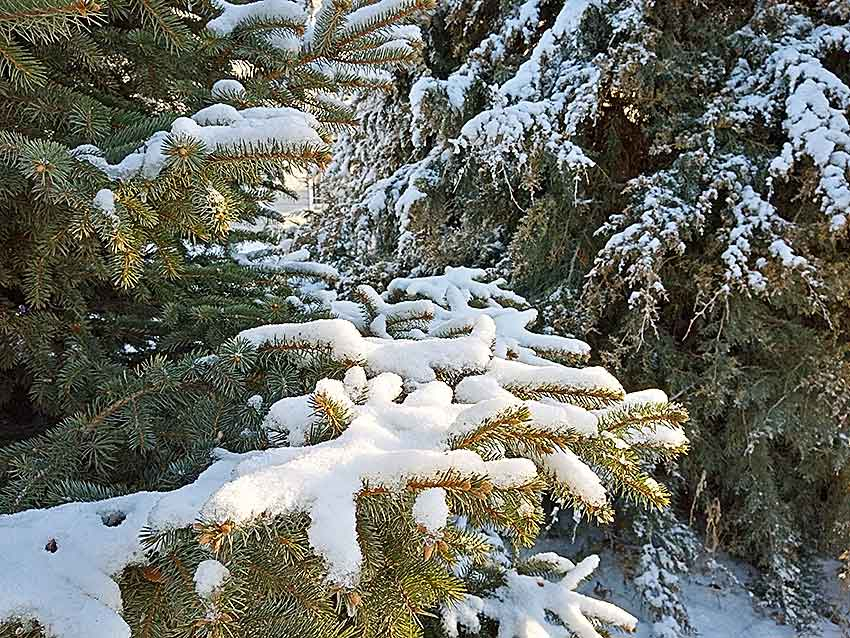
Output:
[{"left": 0, "top": 268, "right": 689, "bottom": 638}]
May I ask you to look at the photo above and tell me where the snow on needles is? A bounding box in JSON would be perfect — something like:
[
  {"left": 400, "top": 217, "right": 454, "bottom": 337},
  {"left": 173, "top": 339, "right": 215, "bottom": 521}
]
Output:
[
  {"left": 0, "top": 267, "right": 686, "bottom": 638},
  {"left": 208, "top": 0, "right": 305, "bottom": 37},
  {"left": 442, "top": 555, "right": 638, "bottom": 638},
  {"left": 75, "top": 108, "right": 324, "bottom": 181},
  {"left": 194, "top": 559, "right": 231, "bottom": 599}
]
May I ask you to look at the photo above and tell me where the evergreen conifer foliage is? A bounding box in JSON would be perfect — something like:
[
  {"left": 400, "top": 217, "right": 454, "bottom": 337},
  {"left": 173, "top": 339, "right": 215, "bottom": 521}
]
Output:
[
  {"left": 136, "top": 238, "right": 340, "bottom": 356},
  {"left": 0, "top": 0, "right": 429, "bottom": 432},
  {"left": 305, "top": 0, "right": 850, "bottom": 625},
  {"left": 0, "top": 268, "right": 688, "bottom": 638}
]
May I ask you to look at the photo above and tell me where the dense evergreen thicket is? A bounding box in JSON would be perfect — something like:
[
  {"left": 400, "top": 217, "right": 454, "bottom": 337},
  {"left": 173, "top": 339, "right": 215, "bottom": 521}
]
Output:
[
  {"left": 307, "top": 0, "right": 850, "bottom": 628},
  {"left": 0, "top": 0, "right": 696, "bottom": 637},
  {"left": 2, "top": 0, "right": 847, "bottom": 633}
]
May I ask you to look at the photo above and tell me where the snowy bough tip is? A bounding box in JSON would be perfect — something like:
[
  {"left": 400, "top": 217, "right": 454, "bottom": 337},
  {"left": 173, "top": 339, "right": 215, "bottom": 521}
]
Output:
[
  {"left": 70, "top": 0, "right": 432, "bottom": 242},
  {"left": 0, "top": 268, "right": 687, "bottom": 638}
]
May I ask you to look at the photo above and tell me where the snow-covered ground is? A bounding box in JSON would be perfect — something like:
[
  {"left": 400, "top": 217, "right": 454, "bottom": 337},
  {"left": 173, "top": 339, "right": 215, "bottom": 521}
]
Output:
[{"left": 535, "top": 535, "right": 849, "bottom": 638}]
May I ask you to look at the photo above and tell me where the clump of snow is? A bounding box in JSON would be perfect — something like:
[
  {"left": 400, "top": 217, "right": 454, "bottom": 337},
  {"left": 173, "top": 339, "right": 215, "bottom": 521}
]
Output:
[
  {"left": 387, "top": 266, "right": 524, "bottom": 307},
  {"left": 240, "top": 318, "right": 364, "bottom": 360},
  {"left": 241, "top": 315, "right": 495, "bottom": 384},
  {"left": 76, "top": 108, "right": 324, "bottom": 181},
  {"left": 442, "top": 554, "right": 637, "bottom": 638},
  {"left": 232, "top": 243, "right": 340, "bottom": 283},
  {"left": 412, "top": 488, "right": 449, "bottom": 533},
  {"left": 528, "top": 550, "right": 575, "bottom": 574},
  {"left": 191, "top": 103, "right": 241, "bottom": 125},
  {"left": 486, "top": 357, "right": 622, "bottom": 398},
  {"left": 543, "top": 449, "right": 607, "bottom": 509},
  {"left": 194, "top": 559, "right": 231, "bottom": 599},
  {"left": 211, "top": 79, "right": 246, "bottom": 98},
  {"left": 92, "top": 189, "right": 116, "bottom": 216}
]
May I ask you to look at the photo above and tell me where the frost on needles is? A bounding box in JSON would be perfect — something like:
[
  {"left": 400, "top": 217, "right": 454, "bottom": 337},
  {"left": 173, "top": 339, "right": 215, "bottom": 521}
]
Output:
[{"left": 0, "top": 267, "right": 688, "bottom": 638}]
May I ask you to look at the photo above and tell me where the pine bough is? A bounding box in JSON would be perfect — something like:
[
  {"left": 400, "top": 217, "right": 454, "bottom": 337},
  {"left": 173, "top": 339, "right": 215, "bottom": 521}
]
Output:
[{"left": 0, "top": 267, "right": 687, "bottom": 638}]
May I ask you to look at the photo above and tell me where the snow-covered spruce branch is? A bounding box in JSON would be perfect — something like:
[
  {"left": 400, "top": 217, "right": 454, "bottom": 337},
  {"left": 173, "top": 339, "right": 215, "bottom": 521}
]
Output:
[
  {"left": 68, "top": 0, "right": 430, "bottom": 288},
  {"left": 587, "top": 151, "right": 819, "bottom": 334},
  {"left": 587, "top": 5, "right": 850, "bottom": 327},
  {"left": 0, "top": 267, "right": 687, "bottom": 638},
  {"left": 310, "top": 0, "right": 652, "bottom": 270},
  {"left": 80, "top": 0, "right": 429, "bottom": 173},
  {"left": 314, "top": 1, "right": 849, "bottom": 329}
]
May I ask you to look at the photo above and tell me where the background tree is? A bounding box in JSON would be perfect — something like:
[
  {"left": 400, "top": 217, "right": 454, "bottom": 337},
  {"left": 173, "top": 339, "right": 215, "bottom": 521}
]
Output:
[{"left": 304, "top": 0, "right": 850, "bottom": 629}]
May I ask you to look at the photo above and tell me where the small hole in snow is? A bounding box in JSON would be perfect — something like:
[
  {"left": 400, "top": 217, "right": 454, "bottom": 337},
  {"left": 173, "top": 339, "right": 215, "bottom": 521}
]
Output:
[
  {"left": 101, "top": 510, "right": 126, "bottom": 527},
  {"left": 45, "top": 538, "right": 58, "bottom": 553}
]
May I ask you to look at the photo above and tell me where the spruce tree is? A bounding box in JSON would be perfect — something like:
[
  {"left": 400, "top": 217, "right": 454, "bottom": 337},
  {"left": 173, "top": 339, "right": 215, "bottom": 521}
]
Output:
[
  {"left": 0, "top": 3, "right": 690, "bottom": 636},
  {"left": 0, "top": 0, "right": 429, "bottom": 438},
  {"left": 0, "top": 268, "right": 688, "bottom": 638},
  {"left": 305, "top": 0, "right": 850, "bottom": 629}
]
